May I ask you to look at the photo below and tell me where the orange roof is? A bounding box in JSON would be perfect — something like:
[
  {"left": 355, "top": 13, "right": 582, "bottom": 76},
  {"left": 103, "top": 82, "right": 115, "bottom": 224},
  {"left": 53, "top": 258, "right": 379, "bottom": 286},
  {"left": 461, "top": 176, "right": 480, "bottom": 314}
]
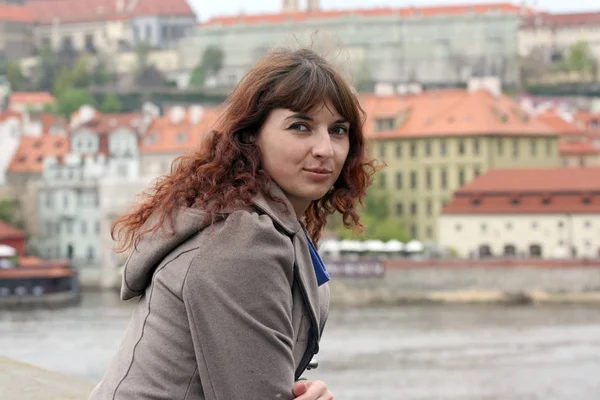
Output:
[
  {"left": 9, "top": 92, "right": 56, "bottom": 107},
  {"left": 0, "top": 266, "right": 74, "bottom": 279},
  {"left": 0, "top": 4, "right": 34, "bottom": 23},
  {"left": 360, "top": 90, "right": 557, "bottom": 139},
  {"left": 140, "top": 107, "right": 222, "bottom": 154},
  {"left": 522, "top": 11, "right": 600, "bottom": 29},
  {"left": 0, "top": 110, "right": 22, "bottom": 123},
  {"left": 7, "top": 134, "right": 69, "bottom": 174},
  {"left": 458, "top": 167, "right": 600, "bottom": 194},
  {"left": 204, "top": 3, "right": 522, "bottom": 26},
  {"left": 0, "top": 221, "right": 26, "bottom": 241},
  {"left": 559, "top": 139, "right": 600, "bottom": 156},
  {"left": 537, "top": 110, "right": 586, "bottom": 136},
  {"left": 38, "top": 113, "right": 67, "bottom": 135},
  {"left": 573, "top": 110, "right": 600, "bottom": 132},
  {"left": 27, "top": 0, "right": 194, "bottom": 25},
  {"left": 443, "top": 167, "right": 600, "bottom": 214},
  {"left": 130, "top": 0, "right": 195, "bottom": 17}
]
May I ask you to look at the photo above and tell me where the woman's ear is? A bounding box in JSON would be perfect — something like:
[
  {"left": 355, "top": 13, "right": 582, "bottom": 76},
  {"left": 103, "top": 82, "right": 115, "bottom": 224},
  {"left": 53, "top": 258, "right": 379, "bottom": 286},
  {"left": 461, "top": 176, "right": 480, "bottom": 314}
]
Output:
[{"left": 240, "top": 132, "right": 255, "bottom": 144}]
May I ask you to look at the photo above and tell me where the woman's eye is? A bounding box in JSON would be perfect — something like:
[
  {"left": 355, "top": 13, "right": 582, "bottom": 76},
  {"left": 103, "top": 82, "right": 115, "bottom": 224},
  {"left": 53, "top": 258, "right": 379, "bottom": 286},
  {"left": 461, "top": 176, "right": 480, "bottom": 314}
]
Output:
[
  {"left": 290, "top": 123, "right": 309, "bottom": 132},
  {"left": 331, "top": 126, "right": 349, "bottom": 136}
]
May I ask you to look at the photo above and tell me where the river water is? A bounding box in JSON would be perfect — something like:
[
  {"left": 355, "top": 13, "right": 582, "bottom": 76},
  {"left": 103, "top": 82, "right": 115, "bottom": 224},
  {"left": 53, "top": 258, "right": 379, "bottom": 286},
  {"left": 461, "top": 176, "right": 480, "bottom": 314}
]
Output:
[{"left": 1, "top": 292, "right": 599, "bottom": 399}]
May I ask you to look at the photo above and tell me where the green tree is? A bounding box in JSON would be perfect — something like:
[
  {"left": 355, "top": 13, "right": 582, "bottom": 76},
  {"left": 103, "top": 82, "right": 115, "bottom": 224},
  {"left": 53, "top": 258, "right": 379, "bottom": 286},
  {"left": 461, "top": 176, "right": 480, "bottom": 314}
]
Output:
[
  {"left": 0, "top": 199, "right": 22, "bottom": 229},
  {"left": 56, "top": 88, "right": 96, "bottom": 118},
  {"left": 200, "top": 46, "right": 224, "bottom": 76},
  {"left": 5, "top": 62, "right": 26, "bottom": 91},
  {"left": 100, "top": 93, "right": 122, "bottom": 113},
  {"left": 36, "top": 44, "right": 60, "bottom": 92},
  {"left": 135, "top": 41, "right": 152, "bottom": 73},
  {"left": 566, "top": 41, "right": 596, "bottom": 81},
  {"left": 53, "top": 67, "right": 72, "bottom": 96},
  {"left": 71, "top": 55, "right": 90, "bottom": 87},
  {"left": 90, "top": 56, "right": 115, "bottom": 86},
  {"left": 188, "top": 65, "right": 206, "bottom": 87}
]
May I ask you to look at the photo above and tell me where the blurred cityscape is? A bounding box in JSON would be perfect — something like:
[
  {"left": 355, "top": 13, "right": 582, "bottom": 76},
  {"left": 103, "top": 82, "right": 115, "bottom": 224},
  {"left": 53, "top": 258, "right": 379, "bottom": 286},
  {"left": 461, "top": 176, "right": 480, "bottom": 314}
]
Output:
[{"left": 1, "top": 1, "right": 600, "bottom": 399}]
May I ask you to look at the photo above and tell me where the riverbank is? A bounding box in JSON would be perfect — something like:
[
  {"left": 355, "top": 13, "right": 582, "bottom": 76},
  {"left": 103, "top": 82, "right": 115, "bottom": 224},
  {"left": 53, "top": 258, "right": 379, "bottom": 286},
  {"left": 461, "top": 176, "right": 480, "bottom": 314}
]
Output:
[
  {"left": 329, "top": 264, "right": 600, "bottom": 306},
  {"left": 0, "top": 356, "right": 93, "bottom": 400}
]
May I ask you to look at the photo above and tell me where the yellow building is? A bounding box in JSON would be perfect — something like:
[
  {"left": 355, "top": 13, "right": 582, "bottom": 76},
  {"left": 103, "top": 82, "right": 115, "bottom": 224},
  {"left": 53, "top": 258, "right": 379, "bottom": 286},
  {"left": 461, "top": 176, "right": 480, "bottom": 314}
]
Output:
[{"left": 360, "top": 83, "right": 561, "bottom": 241}]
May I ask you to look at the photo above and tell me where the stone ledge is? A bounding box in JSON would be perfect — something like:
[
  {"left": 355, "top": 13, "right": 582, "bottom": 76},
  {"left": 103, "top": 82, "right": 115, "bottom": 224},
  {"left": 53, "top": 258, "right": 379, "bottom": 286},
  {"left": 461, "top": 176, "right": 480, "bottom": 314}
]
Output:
[{"left": 0, "top": 357, "right": 94, "bottom": 400}]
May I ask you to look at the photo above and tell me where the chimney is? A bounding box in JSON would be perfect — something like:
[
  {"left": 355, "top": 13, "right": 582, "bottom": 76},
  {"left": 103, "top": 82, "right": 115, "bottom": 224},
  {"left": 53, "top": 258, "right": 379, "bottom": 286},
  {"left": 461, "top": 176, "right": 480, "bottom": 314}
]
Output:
[
  {"left": 307, "top": 0, "right": 319, "bottom": 12},
  {"left": 282, "top": 0, "right": 298, "bottom": 13}
]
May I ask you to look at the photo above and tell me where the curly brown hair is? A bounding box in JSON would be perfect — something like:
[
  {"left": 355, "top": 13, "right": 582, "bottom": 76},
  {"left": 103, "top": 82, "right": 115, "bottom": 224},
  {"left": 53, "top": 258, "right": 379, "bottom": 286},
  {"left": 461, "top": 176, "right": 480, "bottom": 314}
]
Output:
[{"left": 112, "top": 48, "right": 377, "bottom": 251}]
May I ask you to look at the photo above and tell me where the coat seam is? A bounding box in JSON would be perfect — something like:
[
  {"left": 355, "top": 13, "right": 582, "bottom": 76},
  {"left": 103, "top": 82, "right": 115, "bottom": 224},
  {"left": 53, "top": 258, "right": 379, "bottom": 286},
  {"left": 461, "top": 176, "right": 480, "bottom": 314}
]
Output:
[
  {"left": 110, "top": 249, "right": 200, "bottom": 399},
  {"left": 182, "top": 365, "right": 199, "bottom": 400}
]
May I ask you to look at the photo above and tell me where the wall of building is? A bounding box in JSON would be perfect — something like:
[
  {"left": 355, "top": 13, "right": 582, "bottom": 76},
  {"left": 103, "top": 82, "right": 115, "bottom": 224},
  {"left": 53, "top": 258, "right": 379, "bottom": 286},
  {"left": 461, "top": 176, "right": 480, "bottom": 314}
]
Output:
[
  {"left": 439, "top": 213, "right": 600, "bottom": 259},
  {"left": 374, "top": 135, "right": 561, "bottom": 241}
]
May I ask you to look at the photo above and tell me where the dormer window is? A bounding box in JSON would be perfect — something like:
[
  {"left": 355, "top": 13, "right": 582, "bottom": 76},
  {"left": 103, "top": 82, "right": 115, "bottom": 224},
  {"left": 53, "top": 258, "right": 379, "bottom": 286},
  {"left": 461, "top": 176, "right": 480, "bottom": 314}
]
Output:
[
  {"left": 541, "top": 197, "right": 551, "bottom": 205},
  {"left": 375, "top": 118, "right": 395, "bottom": 132},
  {"left": 582, "top": 196, "right": 592, "bottom": 205},
  {"left": 510, "top": 198, "right": 520, "bottom": 206}
]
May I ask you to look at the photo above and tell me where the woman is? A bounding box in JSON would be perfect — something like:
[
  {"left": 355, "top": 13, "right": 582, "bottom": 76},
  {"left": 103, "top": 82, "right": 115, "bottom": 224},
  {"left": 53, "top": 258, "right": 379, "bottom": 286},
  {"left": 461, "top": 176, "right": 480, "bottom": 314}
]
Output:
[{"left": 90, "top": 48, "right": 376, "bottom": 399}]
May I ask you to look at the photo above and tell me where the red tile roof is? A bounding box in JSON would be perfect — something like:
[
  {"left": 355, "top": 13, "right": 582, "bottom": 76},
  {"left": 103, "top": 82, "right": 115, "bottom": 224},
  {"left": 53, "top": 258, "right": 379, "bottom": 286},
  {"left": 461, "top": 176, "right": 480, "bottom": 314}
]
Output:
[
  {"left": 140, "top": 107, "right": 222, "bottom": 154},
  {"left": 522, "top": 11, "right": 600, "bottom": 29},
  {"left": 7, "top": 134, "right": 69, "bottom": 174},
  {"left": 559, "top": 139, "right": 600, "bottom": 156},
  {"left": 457, "top": 167, "right": 600, "bottom": 194},
  {"left": 0, "top": 221, "right": 26, "bottom": 241},
  {"left": 574, "top": 110, "right": 600, "bottom": 132},
  {"left": 9, "top": 92, "right": 56, "bottom": 107},
  {"left": 26, "top": 0, "right": 194, "bottom": 25},
  {"left": 130, "top": 0, "right": 195, "bottom": 17},
  {"left": 38, "top": 113, "right": 67, "bottom": 135},
  {"left": 443, "top": 167, "right": 600, "bottom": 215},
  {"left": 537, "top": 110, "right": 586, "bottom": 136},
  {"left": 360, "top": 90, "right": 556, "bottom": 139},
  {"left": 204, "top": 3, "right": 522, "bottom": 27},
  {"left": 0, "top": 110, "right": 22, "bottom": 123},
  {"left": 0, "top": 4, "right": 34, "bottom": 23}
]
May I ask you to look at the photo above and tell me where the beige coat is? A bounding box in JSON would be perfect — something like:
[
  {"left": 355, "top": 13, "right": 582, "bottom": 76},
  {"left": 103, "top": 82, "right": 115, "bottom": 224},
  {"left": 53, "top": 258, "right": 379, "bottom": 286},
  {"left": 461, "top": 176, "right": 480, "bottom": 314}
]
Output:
[{"left": 89, "top": 184, "right": 330, "bottom": 399}]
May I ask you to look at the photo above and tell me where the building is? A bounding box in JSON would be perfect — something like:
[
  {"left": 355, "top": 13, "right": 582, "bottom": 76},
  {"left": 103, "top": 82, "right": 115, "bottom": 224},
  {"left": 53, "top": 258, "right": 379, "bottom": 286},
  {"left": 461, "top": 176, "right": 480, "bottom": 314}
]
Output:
[
  {"left": 361, "top": 79, "right": 560, "bottom": 242},
  {"left": 179, "top": 2, "right": 524, "bottom": 88},
  {"left": 140, "top": 104, "right": 221, "bottom": 177},
  {"left": 0, "top": 110, "right": 22, "bottom": 185},
  {"left": 8, "top": 91, "right": 55, "bottom": 113},
  {"left": 440, "top": 167, "right": 600, "bottom": 259},
  {"left": 27, "top": 0, "right": 197, "bottom": 55},
  {"left": 519, "top": 11, "right": 600, "bottom": 64},
  {"left": 36, "top": 107, "right": 144, "bottom": 286},
  {"left": 0, "top": 220, "right": 26, "bottom": 256},
  {"left": 0, "top": 3, "right": 34, "bottom": 61}
]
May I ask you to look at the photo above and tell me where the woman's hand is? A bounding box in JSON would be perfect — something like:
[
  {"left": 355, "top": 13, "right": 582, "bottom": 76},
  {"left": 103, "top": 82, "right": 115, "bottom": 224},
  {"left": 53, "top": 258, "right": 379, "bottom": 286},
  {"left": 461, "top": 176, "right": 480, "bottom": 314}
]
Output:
[{"left": 292, "top": 380, "right": 333, "bottom": 400}]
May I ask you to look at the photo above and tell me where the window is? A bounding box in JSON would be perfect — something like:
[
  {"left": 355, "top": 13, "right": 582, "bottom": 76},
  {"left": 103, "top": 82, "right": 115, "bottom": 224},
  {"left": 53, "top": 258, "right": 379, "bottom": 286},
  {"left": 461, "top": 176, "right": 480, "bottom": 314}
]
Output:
[
  {"left": 473, "top": 138, "right": 480, "bottom": 155},
  {"left": 66, "top": 221, "right": 73, "bottom": 235},
  {"left": 81, "top": 221, "right": 87, "bottom": 235},
  {"left": 511, "top": 198, "right": 520, "bottom": 206},
  {"left": 410, "top": 225, "right": 417, "bottom": 239},
  {"left": 376, "top": 118, "right": 395, "bottom": 131},
  {"left": 497, "top": 138, "right": 503, "bottom": 155},
  {"left": 474, "top": 166, "right": 481, "bottom": 177},
  {"left": 63, "top": 193, "right": 69, "bottom": 208},
  {"left": 145, "top": 25, "right": 152, "bottom": 41},
  {"left": 530, "top": 138, "right": 537, "bottom": 156},
  {"left": 542, "top": 197, "right": 551, "bottom": 205},
  {"left": 410, "top": 142, "right": 417, "bottom": 158},
  {"left": 379, "top": 173, "right": 386, "bottom": 189},
  {"left": 379, "top": 143, "right": 386, "bottom": 158},
  {"left": 481, "top": 223, "right": 487, "bottom": 233},
  {"left": 95, "top": 220, "right": 101, "bottom": 234},
  {"left": 458, "top": 139, "right": 465, "bottom": 155},
  {"left": 410, "top": 171, "right": 417, "bottom": 189},
  {"left": 512, "top": 138, "right": 519, "bottom": 158},
  {"left": 396, "top": 203, "right": 404, "bottom": 216},
  {"left": 441, "top": 168, "right": 447, "bottom": 189},
  {"left": 440, "top": 140, "right": 447, "bottom": 156},
  {"left": 532, "top": 221, "right": 538, "bottom": 230},
  {"left": 584, "top": 221, "right": 591, "bottom": 229},
  {"left": 426, "top": 200, "right": 432, "bottom": 216},
  {"left": 45, "top": 191, "right": 53, "bottom": 208},
  {"left": 395, "top": 143, "right": 402, "bottom": 158},
  {"left": 410, "top": 202, "right": 417, "bottom": 216},
  {"left": 176, "top": 132, "right": 188, "bottom": 144},
  {"left": 546, "top": 139, "right": 553, "bottom": 156},
  {"left": 396, "top": 172, "right": 403, "bottom": 189},
  {"left": 425, "top": 169, "right": 432, "bottom": 189},
  {"left": 117, "top": 164, "right": 128, "bottom": 177},
  {"left": 88, "top": 246, "right": 95, "bottom": 260},
  {"left": 425, "top": 141, "right": 431, "bottom": 156},
  {"left": 458, "top": 168, "right": 465, "bottom": 185},
  {"left": 455, "top": 223, "right": 462, "bottom": 232},
  {"left": 506, "top": 222, "right": 513, "bottom": 230},
  {"left": 558, "top": 221, "right": 564, "bottom": 228},
  {"left": 426, "top": 226, "right": 433, "bottom": 239}
]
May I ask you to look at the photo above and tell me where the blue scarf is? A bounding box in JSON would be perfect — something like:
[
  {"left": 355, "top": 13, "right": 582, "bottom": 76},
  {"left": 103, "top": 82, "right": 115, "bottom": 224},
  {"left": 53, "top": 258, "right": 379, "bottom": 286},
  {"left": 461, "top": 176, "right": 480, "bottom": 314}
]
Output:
[{"left": 304, "top": 230, "right": 331, "bottom": 286}]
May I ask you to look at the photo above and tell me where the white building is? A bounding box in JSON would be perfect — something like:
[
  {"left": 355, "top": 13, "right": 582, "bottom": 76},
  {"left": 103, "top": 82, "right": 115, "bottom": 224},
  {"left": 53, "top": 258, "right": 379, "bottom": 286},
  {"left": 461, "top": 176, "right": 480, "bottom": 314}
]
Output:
[
  {"left": 440, "top": 167, "right": 600, "bottom": 259},
  {"left": 519, "top": 11, "right": 600, "bottom": 65},
  {"left": 0, "top": 111, "right": 23, "bottom": 185}
]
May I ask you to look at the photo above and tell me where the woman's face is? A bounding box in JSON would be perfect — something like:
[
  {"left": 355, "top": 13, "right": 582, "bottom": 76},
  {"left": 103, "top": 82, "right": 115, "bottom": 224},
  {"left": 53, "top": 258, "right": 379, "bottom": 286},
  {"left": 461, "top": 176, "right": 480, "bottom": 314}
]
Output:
[{"left": 256, "top": 101, "right": 351, "bottom": 217}]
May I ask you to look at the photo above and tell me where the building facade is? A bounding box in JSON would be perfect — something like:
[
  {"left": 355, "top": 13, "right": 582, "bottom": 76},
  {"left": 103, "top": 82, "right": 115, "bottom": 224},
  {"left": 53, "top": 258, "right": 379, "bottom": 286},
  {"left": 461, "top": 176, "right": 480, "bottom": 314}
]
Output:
[
  {"left": 180, "top": 3, "right": 524, "bottom": 88},
  {"left": 0, "top": 110, "right": 22, "bottom": 185},
  {"left": 0, "top": 3, "right": 34, "bottom": 61},
  {"left": 361, "top": 80, "right": 561, "bottom": 242},
  {"left": 440, "top": 167, "right": 600, "bottom": 259}
]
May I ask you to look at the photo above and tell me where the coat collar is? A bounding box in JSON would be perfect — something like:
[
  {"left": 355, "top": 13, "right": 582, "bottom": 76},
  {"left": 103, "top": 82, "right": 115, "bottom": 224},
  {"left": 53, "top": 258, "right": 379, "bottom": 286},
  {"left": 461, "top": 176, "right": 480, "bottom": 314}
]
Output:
[{"left": 252, "top": 183, "right": 321, "bottom": 344}]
